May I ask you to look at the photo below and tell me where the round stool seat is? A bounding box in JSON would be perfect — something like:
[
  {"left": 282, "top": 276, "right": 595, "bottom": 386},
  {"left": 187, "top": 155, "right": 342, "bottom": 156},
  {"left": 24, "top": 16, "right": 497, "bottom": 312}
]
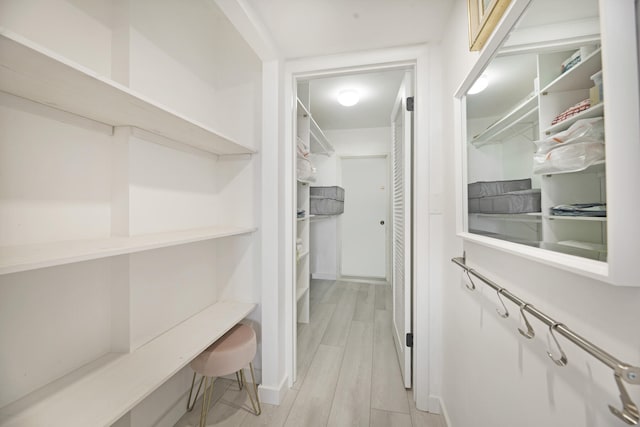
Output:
[{"left": 190, "top": 324, "right": 256, "bottom": 378}]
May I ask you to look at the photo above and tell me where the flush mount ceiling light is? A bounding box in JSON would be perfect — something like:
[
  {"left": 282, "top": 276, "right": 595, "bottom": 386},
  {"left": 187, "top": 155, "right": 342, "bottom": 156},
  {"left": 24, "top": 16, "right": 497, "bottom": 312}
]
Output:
[
  {"left": 337, "top": 89, "right": 359, "bottom": 106},
  {"left": 468, "top": 74, "right": 489, "bottom": 95}
]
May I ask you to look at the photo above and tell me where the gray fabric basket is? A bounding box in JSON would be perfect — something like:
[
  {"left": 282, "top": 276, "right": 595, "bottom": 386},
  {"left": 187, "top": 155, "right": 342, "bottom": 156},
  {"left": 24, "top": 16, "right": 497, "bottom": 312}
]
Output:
[
  {"left": 310, "top": 197, "right": 344, "bottom": 215},
  {"left": 477, "top": 189, "right": 541, "bottom": 214},
  {"left": 310, "top": 186, "right": 345, "bottom": 215},
  {"left": 310, "top": 186, "right": 344, "bottom": 201},
  {"left": 468, "top": 197, "right": 482, "bottom": 213},
  {"left": 468, "top": 179, "right": 531, "bottom": 198}
]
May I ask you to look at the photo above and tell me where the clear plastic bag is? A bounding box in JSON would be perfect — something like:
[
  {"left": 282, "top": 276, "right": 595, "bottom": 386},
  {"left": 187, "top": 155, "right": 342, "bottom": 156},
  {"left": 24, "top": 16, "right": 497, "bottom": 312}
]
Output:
[
  {"left": 533, "top": 117, "right": 605, "bottom": 174},
  {"left": 297, "top": 137, "right": 310, "bottom": 159},
  {"left": 535, "top": 117, "right": 604, "bottom": 154},
  {"left": 296, "top": 157, "right": 316, "bottom": 181},
  {"left": 533, "top": 140, "right": 605, "bottom": 174}
]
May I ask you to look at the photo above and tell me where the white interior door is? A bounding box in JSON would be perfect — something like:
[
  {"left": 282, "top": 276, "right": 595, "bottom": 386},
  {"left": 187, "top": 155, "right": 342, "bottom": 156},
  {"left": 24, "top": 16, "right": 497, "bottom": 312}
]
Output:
[
  {"left": 340, "top": 156, "right": 388, "bottom": 278},
  {"left": 391, "top": 71, "right": 413, "bottom": 388}
]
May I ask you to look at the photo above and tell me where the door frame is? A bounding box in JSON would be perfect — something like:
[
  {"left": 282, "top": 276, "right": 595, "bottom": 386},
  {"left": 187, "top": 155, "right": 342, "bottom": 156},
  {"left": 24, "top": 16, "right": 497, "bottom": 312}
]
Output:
[
  {"left": 338, "top": 154, "right": 391, "bottom": 283},
  {"left": 283, "top": 45, "right": 439, "bottom": 412}
]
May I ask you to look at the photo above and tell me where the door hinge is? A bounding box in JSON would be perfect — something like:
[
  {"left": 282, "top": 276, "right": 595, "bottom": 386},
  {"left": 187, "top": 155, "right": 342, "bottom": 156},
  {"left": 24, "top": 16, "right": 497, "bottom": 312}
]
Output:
[
  {"left": 406, "top": 332, "right": 413, "bottom": 347},
  {"left": 406, "top": 96, "right": 414, "bottom": 112}
]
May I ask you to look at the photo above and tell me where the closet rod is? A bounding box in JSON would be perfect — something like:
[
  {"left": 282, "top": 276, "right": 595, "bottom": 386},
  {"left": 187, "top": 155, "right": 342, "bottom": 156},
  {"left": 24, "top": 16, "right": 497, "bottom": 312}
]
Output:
[
  {"left": 451, "top": 255, "right": 640, "bottom": 425},
  {"left": 451, "top": 256, "right": 639, "bottom": 382}
]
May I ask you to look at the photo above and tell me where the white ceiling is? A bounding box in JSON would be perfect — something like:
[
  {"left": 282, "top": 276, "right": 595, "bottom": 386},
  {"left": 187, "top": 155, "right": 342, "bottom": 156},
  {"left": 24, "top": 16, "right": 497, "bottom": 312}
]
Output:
[
  {"left": 307, "top": 69, "right": 407, "bottom": 130},
  {"left": 235, "top": 1, "right": 448, "bottom": 131},
  {"left": 243, "top": 0, "right": 453, "bottom": 59}
]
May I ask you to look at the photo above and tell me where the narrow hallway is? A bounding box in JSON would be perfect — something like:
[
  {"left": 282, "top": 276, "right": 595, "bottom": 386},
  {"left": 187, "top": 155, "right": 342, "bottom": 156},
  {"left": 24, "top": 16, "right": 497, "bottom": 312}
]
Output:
[{"left": 175, "top": 280, "right": 446, "bottom": 426}]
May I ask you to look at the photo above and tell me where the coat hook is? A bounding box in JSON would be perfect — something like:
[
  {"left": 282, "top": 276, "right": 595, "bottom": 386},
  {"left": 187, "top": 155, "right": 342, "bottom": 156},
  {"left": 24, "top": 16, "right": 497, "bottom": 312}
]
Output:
[
  {"left": 495, "top": 288, "right": 509, "bottom": 318},
  {"left": 464, "top": 269, "right": 476, "bottom": 291},
  {"left": 547, "top": 323, "right": 568, "bottom": 367},
  {"left": 609, "top": 372, "right": 640, "bottom": 425},
  {"left": 518, "top": 303, "right": 535, "bottom": 339}
]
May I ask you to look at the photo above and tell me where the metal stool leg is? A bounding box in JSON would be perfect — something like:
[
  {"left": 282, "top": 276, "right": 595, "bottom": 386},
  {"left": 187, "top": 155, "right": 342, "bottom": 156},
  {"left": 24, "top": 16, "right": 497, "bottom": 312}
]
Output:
[
  {"left": 199, "top": 377, "right": 215, "bottom": 427},
  {"left": 187, "top": 372, "right": 205, "bottom": 412},
  {"left": 240, "top": 363, "right": 262, "bottom": 416},
  {"left": 249, "top": 362, "right": 262, "bottom": 415},
  {"left": 235, "top": 371, "right": 243, "bottom": 390}
]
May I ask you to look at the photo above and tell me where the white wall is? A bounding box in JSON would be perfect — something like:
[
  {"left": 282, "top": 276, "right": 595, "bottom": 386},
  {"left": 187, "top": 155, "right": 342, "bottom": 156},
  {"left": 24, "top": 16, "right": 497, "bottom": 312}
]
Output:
[
  {"left": 308, "top": 127, "right": 391, "bottom": 279},
  {"left": 325, "top": 126, "right": 392, "bottom": 158},
  {"left": 0, "top": 0, "right": 114, "bottom": 76},
  {"left": 438, "top": 2, "right": 640, "bottom": 426},
  {"left": 125, "top": 0, "right": 261, "bottom": 148}
]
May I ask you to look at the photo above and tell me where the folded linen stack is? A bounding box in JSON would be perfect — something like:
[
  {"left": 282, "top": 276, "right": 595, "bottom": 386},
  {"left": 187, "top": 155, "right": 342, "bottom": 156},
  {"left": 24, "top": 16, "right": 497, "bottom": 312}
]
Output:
[
  {"left": 533, "top": 117, "right": 605, "bottom": 174},
  {"left": 551, "top": 99, "right": 591, "bottom": 125},
  {"left": 550, "top": 203, "right": 606, "bottom": 217}
]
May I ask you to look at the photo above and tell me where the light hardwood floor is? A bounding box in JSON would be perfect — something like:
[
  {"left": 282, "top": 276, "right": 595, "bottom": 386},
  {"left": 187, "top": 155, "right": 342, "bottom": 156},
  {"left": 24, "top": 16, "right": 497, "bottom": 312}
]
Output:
[{"left": 175, "top": 280, "right": 446, "bottom": 427}]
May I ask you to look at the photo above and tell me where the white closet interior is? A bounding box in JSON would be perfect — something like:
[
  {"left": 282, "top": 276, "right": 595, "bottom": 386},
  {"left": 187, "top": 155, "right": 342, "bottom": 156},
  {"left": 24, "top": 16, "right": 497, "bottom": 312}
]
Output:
[{"left": 0, "top": 2, "right": 261, "bottom": 426}]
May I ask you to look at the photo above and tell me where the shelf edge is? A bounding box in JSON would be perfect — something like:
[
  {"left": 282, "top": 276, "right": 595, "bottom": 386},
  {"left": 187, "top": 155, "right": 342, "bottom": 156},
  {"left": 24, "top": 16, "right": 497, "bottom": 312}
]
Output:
[{"left": 0, "top": 226, "right": 258, "bottom": 275}]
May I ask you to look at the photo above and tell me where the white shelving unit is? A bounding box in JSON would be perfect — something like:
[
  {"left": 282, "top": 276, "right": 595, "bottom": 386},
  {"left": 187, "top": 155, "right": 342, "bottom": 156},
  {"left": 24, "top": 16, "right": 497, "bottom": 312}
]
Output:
[
  {"left": 0, "top": 226, "right": 257, "bottom": 275},
  {"left": 544, "top": 215, "right": 606, "bottom": 222},
  {"left": 0, "top": 30, "right": 254, "bottom": 156},
  {"left": 0, "top": 4, "right": 261, "bottom": 425},
  {"left": 296, "top": 98, "right": 334, "bottom": 155},
  {"left": 539, "top": 48, "right": 602, "bottom": 94},
  {"left": 542, "top": 102, "right": 604, "bottom": 135},
  {"left": 0, "top": 301, "right": 255, "bottom": 427},
  {"left": 466, "top": 41, "right": 607, "bottom": 264},
  {"left": 295, "top": 171, "right": 311, "bottom": 325}
]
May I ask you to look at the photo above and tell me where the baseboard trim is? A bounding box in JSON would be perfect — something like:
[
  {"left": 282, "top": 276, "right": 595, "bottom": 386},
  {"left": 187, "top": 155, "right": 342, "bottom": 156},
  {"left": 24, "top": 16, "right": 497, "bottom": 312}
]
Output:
[
  {"left": 427, "top": 395, "right": 442, "bottom": 413},
  {"left": 311, "top": 272, "right": 337, "bottom": 280},
  {"left": 258, "top": 375, "right": 288, "bottom": 405},
  {"left": 339, "top": 275, "right": 389, "bottom": 285},
  {"left": 439, "top": 397, "right": 453, "bottom": 427}
]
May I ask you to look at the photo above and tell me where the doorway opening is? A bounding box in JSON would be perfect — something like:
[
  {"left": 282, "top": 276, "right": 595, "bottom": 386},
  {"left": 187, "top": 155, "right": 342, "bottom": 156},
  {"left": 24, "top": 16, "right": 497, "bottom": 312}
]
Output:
[{"left": 291, "top": 65, "right": 415, "bottom": 394}]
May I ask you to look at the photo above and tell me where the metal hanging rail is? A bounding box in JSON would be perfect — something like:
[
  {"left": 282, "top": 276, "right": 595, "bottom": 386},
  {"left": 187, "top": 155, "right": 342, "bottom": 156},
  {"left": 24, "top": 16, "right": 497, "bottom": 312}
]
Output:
[{"left": 451, "top": 255, "right": 640, "bottom": 425}]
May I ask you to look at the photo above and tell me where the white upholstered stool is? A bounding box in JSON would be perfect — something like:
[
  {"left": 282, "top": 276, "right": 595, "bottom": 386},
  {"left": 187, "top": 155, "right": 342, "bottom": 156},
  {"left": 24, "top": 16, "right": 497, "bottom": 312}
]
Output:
[{"left": 186, "top": 323, "right": 261, "bottom": 426}]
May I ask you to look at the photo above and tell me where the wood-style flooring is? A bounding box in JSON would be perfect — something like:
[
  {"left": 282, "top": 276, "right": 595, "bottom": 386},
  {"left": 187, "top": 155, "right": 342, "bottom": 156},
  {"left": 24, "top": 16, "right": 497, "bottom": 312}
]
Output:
[{"left": 174, "top": 280, "right": 446, "bottom": 427}]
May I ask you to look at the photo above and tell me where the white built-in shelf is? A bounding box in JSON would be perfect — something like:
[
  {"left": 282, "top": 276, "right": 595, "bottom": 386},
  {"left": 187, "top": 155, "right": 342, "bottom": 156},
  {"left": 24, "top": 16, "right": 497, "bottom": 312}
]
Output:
[
  {"left": 310, "top": 215, "right": 336, "bottom": 222},
  {"left": 0, "top": 301, "right": 256, "bottom": 427},
  {"left": 541, "top": 48, "right": 602, "bottom": 94},
  {"left": 471, "top": 94, "right": 538, "bottom": 146},
  {"left": 557, "top": 240, "right": 607, "bottom": 252},
  {"left": 0, "top": 226, "right": 257, "bottom": 275},
  {"left": 545, "top": 215, "right": 606, "bottom": 222},
  {"left": 296, "top": 286, "right": 309, "bottom": 302},
  {"left": 297, "top": 179, "right": 313, "bottom": 185},
  {"left": 543, "top": 103, "right": 604, "bottom": 135},
  {"left": 470, "top": 212, "right": 542, "bottom": 223},
  {"left": 542, "top": 160, "right": 605, "bottom": 176},
  {"left": 296, "top": 98, "right": 334, "bottom": 155},
  {"left": 0, "top": 30, "right": 255, "bottom": 156},
  {"left": 297, "top": 216, "right": 310, "bottom": 222}
]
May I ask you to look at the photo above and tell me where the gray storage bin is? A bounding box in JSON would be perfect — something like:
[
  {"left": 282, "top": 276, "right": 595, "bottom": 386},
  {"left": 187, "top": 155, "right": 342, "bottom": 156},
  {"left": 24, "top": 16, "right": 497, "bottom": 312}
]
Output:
[
  {"left": 310, "top": 186, "right": 344, "bottom": 201},
  {"left": 310, "top": 186, "right": 345, "bottom": 215},
  {"left": 477, "top": 189, "right": 541, "bottom": 214},
  {"left": 310, "top": 197, "right": 344, "bottom": 215},
  {"left": 468, "top": 197, "right": 481, "bottom": 213},
  {"left": 468, "top": 178, "right": 531, "bottom": 198}
]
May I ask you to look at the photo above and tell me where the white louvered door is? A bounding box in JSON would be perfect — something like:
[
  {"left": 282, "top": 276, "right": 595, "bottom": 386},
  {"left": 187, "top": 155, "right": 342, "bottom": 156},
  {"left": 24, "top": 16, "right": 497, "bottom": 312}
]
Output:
[{"left": 391, "top": 71, "right": 413, "bottom": 388}]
